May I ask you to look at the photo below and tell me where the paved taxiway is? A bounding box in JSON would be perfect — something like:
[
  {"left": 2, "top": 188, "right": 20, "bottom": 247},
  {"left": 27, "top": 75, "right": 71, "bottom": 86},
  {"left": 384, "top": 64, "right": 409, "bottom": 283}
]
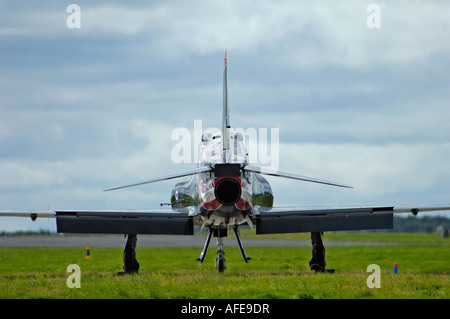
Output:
[{"left": 0, "top": 235, "right": 392, "bottom": 247}]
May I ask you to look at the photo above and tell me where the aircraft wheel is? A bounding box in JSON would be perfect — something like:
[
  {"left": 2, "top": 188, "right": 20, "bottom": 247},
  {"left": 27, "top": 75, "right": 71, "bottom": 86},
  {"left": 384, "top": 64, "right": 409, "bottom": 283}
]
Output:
[{"left": 215, "top": 256, "right": 226, "bottom": 273}]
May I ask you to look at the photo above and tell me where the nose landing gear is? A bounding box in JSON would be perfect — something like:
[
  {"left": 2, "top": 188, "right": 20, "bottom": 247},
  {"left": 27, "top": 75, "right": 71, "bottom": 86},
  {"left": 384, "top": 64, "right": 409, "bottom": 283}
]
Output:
[
  {"left": 197, "top": 227, "right": 250, "bottom": 273},
  {"left": 215, "top": 236, "right": 226, "bottom": 273}
]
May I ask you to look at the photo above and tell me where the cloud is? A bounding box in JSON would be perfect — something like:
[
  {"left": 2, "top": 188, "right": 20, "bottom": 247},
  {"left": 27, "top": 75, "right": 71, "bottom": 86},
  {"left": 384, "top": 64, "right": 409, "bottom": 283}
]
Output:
[
  {"left": 271, "top": 142, "right": 450, "bottom": 206},
  {"left": 0, "top": 162, "right": 64, "bottom": 190},
  {"left": 1, "top": 0, "right": 449, "bottom": 231}
]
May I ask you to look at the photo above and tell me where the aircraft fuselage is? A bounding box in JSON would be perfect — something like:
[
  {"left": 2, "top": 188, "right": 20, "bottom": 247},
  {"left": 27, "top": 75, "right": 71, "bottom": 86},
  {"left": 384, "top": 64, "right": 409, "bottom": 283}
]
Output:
[{"left": 170, "top": 131, "right": 273, "bottom": 229}]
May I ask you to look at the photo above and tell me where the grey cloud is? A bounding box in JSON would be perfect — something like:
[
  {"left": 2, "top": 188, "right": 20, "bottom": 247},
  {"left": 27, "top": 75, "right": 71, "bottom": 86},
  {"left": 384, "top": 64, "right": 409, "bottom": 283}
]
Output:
[{"left": 1, "top": 1, "right": 449, "bottom": 230}]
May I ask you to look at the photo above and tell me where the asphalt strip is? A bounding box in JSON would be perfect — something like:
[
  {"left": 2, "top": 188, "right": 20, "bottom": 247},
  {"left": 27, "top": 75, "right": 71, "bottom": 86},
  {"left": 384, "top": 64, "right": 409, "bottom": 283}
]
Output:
[{"left": 0, "top": 235, "right": 393, "bottom": 247}]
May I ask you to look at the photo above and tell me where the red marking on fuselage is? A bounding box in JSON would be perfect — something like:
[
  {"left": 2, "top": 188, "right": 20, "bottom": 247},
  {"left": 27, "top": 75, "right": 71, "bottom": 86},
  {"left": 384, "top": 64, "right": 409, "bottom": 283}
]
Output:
[{"left": 199, "top": 175, "right": 251, "bottom": 211}]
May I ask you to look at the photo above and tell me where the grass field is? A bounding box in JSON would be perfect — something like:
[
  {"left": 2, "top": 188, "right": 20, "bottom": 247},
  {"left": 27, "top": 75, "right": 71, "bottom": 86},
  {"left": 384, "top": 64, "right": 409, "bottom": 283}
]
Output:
[{"left": 0, "top": 232, "right": 448, "bottom": 299}]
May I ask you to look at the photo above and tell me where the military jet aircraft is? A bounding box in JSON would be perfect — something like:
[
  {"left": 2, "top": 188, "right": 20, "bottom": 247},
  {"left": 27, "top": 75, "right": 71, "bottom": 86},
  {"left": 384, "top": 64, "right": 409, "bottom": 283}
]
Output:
[{"left": 1, "top": 51, "right": 449, "bottom": 273}]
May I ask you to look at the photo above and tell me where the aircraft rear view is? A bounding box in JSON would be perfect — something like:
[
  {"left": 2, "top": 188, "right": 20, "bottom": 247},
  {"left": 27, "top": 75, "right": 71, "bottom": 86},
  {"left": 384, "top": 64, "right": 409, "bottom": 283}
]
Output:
[
  {"left": 102, "top": 51, "right": 354, "bottom": 272},
  {"left": 117, "top": 51, "right": 354, "bottom": 272},
  {"left": 1, "top": 51, "right": 449, "bottom": 274}
]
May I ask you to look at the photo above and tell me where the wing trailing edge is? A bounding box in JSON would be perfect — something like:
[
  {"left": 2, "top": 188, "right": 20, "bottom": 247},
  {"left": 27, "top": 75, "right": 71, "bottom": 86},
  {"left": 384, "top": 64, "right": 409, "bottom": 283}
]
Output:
[
  {"left": 254, "top": 206, "right": 393, "bottom": 234},
  {"left": 55, "top": 209, "right": 194, "bottom": 235},
  {"left": 252, "top": 204, "right": 450, "bottom": 234}
]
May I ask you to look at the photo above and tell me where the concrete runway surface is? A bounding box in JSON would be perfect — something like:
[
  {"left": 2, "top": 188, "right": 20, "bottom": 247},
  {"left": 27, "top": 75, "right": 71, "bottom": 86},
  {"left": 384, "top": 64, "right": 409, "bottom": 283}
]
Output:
[{"left": 0, "top": 235, "right": 391, "bottom": 247}]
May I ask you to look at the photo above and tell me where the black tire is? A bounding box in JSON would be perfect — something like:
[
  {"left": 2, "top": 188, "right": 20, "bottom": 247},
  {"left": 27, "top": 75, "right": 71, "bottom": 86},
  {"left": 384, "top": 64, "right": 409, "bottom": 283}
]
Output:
[{"left": 215, "top": 256, "right": 226, "bottom": 273}]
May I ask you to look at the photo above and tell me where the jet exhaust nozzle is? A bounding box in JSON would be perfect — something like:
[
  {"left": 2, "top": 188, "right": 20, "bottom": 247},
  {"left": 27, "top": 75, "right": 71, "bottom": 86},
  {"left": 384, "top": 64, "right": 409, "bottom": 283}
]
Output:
[{"left": 214, "top": 178, "right": 241, "bottom": 206}]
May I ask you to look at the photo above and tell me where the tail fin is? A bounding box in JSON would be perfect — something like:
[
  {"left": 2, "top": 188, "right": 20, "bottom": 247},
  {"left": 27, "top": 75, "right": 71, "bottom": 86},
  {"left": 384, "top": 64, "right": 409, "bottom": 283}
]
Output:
[{"left": 222, "top": 50, "right": 230, "bottom": 161}]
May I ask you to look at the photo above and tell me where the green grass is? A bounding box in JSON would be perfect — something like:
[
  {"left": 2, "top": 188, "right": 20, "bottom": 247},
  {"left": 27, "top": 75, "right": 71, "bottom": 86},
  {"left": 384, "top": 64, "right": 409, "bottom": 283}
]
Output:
[
  {"left": 0, "top": 233, "right": 448, "bottom": 299},
  {"left": 238, "top": 229, "right": 449, "bottom": 244}
]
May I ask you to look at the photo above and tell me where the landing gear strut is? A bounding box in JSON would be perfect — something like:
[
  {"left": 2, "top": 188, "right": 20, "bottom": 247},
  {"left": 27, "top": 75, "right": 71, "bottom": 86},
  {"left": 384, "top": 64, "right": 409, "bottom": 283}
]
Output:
[
  {"left": 233, "top": 227, "right": 251, "bottom": 263},
  {"left": 197, "top": 227, "right": 250, "bottom": 273},
  {"left": 215, "top": 236, "right": 226, "bottom": 272},
  {"left": 196, "top": 227, "right": 212, "bottom": 265},
  {"left": 118, "top": 234, "right": 139, "bottom": 275},
  {"left": 309, "top": 232, "right": 334, "bottom": 273}
]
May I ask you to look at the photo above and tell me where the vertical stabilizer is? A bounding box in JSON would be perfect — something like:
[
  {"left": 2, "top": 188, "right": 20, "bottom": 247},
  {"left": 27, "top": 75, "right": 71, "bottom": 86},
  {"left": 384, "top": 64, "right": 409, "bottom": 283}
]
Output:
[{"left": 222, "top": 50, "right": 230, "bottom": 161}]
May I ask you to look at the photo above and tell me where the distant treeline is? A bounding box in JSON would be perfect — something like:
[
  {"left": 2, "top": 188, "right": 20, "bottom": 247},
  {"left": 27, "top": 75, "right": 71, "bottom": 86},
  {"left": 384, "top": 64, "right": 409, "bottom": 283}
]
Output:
[
  {"left": 0, "top": 229, "right": 55, "bottom": 237},
  {"left": 347, "top": 215, "right": 449, "bottom": 234},
  {"left": 391, "top": 215, "right": 449, "bottom": 233},
  {"left": 0, "top": 216, "right": 449, "bottom": 236}
]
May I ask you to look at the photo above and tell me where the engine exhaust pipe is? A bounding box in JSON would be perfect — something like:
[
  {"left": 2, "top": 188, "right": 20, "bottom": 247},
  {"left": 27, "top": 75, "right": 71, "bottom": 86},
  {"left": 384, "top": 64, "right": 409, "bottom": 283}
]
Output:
[{"left": 214, "top": 178, "right": 241, "bottom": 206}]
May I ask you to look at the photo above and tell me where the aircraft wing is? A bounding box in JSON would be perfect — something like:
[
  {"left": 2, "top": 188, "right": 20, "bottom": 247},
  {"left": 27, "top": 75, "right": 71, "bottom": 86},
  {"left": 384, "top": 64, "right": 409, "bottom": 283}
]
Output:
[
  {"left": 0, "top": 208, "right": 196, "bottom": 235},
  {"left": 253, "top": 205, "right": 450, "bottom": 234},
  {"left": 0, "top": 166, "right": 217, "bottom": 235},
  {"left": 0, "top": 210, "right": 57, "bottom": 219}
]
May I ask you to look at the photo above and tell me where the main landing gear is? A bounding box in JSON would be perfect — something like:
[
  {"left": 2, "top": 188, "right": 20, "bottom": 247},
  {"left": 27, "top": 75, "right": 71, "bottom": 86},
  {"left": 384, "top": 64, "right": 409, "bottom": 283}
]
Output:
[
  {"left": 309, "top": 232, "right": 334, "bottom": 274},
  {"left": 117, "top": 232, "right": 333, "bottom": 275},
  {"left": 197, "top": 227, "right": 251, "bottom": 273},
  {"left": 118, "top": 234, "right": 140, "bottom": 275}
]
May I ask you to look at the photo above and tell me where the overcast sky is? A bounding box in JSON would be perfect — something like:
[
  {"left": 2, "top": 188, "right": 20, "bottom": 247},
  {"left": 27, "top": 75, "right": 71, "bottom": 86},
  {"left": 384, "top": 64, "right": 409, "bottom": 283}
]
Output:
[{"left": 1, "top": 1, "right": 449, "bottom": 231}]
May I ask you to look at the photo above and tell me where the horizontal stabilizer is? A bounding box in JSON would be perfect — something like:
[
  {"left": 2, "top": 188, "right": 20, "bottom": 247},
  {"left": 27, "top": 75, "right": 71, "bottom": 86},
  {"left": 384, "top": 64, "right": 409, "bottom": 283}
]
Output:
[
  {"left": 104, "top": 166, "right": 212, "bottom": 192},
  {"left": 243, "top": 165, "right": 353, "bottom": 188}
]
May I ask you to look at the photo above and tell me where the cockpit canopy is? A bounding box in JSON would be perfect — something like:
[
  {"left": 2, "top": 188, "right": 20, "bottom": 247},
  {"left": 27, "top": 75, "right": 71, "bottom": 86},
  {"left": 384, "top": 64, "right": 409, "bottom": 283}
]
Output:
[{"left": 199, "top": 130, "right": 247, "bottom": 165}]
